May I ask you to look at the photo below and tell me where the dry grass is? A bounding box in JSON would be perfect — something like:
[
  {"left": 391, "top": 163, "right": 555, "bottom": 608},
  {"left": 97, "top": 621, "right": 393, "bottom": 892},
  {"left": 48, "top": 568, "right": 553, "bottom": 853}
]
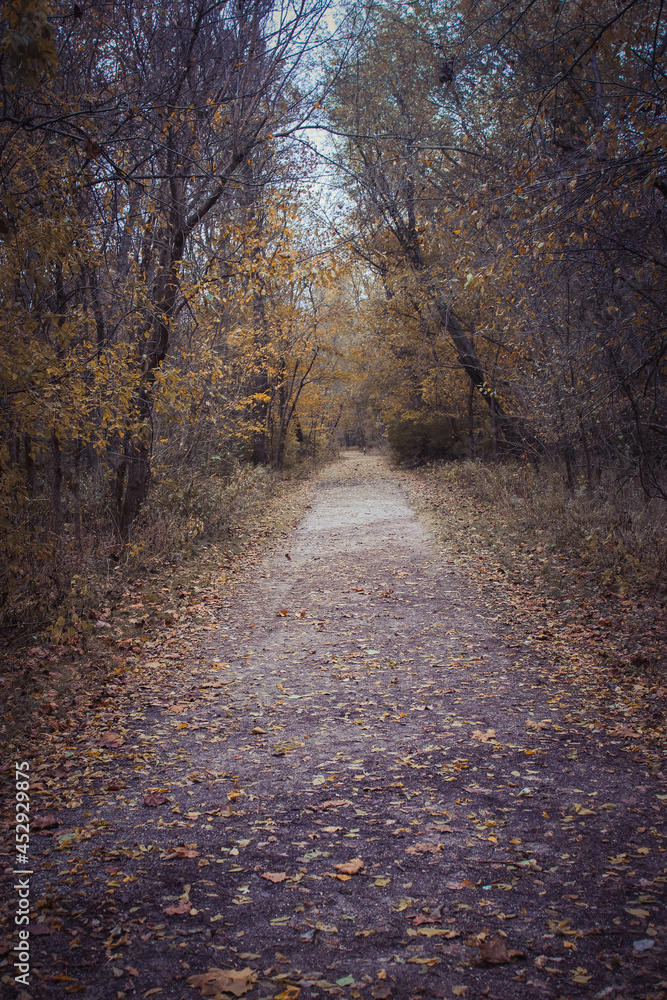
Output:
[
  {"left": 407, "top": 458, "right": 667, "bottom": 733},
  {"left": 418, "top": 459, "right": 667, "bottom": 599},
  {"left": 0, "top": 460, "right": 317, "bottom": 752}
]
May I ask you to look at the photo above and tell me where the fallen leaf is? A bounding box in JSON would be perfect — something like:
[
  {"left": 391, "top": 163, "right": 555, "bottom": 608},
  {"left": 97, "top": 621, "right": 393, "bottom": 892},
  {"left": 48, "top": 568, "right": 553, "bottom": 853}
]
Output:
[
  {"left": 479, "top": 935, "right": 524, "bottom": 964},
  {"left": 187, "top": 966, "right": 257, "bottom": 997},
  {"left": 28, "top": 922, "right": 55, "bottom": 935},
  {"left": 405, "top": 841, "right": 441, "bottom": 855},
  {"left": 334, "top": 858, "right": 364, "bottom": 875},
  {"left": 471, "top": 729, "right": 495, "bottom": 742},
  {"left": 547, "top": 920, "right": 579, "bottom": 937},
  {"left": 164, "top": 898, "right": 192, "bottom": 915},
  {"left": 418, "top": 928, "right": 460, "bottom": 938},
  {"left": 143, "top": 793, "right": 167, "bottom": 807},
  {"left": 613, "top": 726, "right": 639, "bottom": 738},
  {"left": 99, "top": 731, "right": 125, "bottom": 748},
  {"left": 307, "top": 799, "right": 352, "bottom": 812},
  {"left": 32, "top": 814, "right": 61, "bottom": 830},
  {"left": 261, "top": 872, "right": 288, "bottom": 883},
  {"left": 162, "top": 847, "right": 199, "bottom": 860}
]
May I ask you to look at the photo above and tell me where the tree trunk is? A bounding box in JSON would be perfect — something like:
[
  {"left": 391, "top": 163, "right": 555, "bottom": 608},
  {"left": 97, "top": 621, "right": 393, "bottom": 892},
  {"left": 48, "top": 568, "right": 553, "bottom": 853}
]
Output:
[
  {"left": 119, "top": 388, "right": 152, "bottom": 540},
  {"left": 434, "top": 301, "right": 541, "bottom": 456},
  {"left": 8, "top": 424, "right": 19, "bottom": 465},
  {"left": 24, "top": 434, "right": 35, "bottom": 493},
  {"left": 71, "top": 441, "right": 81, "bottom": 545},
  {"left": 251, "top": 370, "right": 271, "bottom": 466},
  {"left": 51, "top": 428, "right": 63, "bottom": 536}
]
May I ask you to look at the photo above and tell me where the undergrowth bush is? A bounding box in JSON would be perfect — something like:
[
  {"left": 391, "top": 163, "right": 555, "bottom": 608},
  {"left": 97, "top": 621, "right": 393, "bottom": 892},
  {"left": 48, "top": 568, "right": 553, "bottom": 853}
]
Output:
[
  {"left": 138, "top": 462, "right": 274, "bottom": 555},
  {"left": 0, "top": 459, "right": 296, "bottom": 642},
  {"left": 388, "top": 414, "right": 469, "bottom": 464},
  {"left": 428, "top": 460, "right": 667, "bottom": 596}
]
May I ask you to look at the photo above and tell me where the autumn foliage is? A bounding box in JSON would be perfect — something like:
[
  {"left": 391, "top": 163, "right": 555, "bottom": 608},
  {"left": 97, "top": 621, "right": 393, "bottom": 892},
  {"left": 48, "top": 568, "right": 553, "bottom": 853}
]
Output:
[
  {"left": 0, "top": 0, "right": 349, "bottom": 628},
  {"left": 1, "top": 0, "right": 666, "bottom": 632},
  {"left": 323, "top": 0, "right": 666, "bottom": 496}
]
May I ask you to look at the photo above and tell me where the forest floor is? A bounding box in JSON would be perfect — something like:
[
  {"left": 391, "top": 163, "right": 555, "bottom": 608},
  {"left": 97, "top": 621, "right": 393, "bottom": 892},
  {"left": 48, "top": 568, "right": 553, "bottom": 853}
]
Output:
[{"left": 2, "top": 453, "right": 666, "bottom": 1000}]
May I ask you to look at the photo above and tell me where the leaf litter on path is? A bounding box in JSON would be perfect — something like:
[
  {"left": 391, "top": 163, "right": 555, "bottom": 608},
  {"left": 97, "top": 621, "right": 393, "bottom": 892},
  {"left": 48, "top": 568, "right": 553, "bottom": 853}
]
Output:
[{"left": 4, "top": 455, "right": 666, "bottom": 1000}]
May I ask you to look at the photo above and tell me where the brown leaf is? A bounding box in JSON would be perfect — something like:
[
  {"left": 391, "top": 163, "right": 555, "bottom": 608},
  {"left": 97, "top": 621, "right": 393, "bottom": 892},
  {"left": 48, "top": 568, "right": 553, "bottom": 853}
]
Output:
[
  {"left": 162, "top": 847, "right": 199, "bottom": 860},
  {"left": 187, "top": 966, "right": 257, "bottom": 997},
  {"left": 446, "top": 879, "right": 475, "bottom": 890},
  {"left": 525, "top": 719, "right": 549, "bottom": 731},
  {"left": 613, "top": 725, "right": 639, "bottom": 738},
  {"left": 371, "top": 987, "right": 392, "bottom": 1000},
  {"left": 405, "top": 841, "right": 441, "bottom": 855},
  {"left": 99, "top": 731, "right": 125, "bottom": 748},
  {"left": 333, "top": 858, "right": 364, "bottom": 875},
  {"left": 471, "top": 728, "right": 496, "bottom": 743},
  {"left": 28, "top": 922, "right": 55, "bottom": 935},
  {"left": 143, "top": 793, "right": 167, "bottom": 807},
  {"left": 307, "top": 799, "right": 352, "bottom": 812},
  {"left": 32, "top": 813, "right": 60, "bottom": 830},
  {"left": 164, "top": 898, "right": 192, "bottom": 915},
  {"left": 261, "top": 872, "right": 287, "bottom": 883},
  {"left": 479, "top": 934, "right": 524, "bottom": 965}
]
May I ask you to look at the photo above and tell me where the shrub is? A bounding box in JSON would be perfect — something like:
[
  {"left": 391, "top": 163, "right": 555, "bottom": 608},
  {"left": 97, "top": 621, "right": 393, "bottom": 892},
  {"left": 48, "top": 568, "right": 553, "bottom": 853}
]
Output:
[{"left": 388, "top": 414, "right": 468, "bottom": 464}]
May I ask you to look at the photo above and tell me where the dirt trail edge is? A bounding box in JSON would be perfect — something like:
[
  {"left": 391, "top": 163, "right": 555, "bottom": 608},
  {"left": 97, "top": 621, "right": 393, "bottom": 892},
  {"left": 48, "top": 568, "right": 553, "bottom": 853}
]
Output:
[{"left": 8, "top": 455, "right": 667, "bottom": 1000}]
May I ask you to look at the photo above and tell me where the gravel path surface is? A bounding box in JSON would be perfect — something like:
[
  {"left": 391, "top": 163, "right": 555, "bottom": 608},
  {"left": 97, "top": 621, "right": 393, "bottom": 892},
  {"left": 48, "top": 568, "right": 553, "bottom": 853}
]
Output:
[{"left": 14, "top": 454, "right": 666, "bottom": 1000}]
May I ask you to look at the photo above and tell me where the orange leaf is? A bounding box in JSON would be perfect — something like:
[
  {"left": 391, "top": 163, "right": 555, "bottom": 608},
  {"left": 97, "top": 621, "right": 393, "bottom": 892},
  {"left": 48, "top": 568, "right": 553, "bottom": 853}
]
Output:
[{"left": 333, "top": 858, "right": 364, "bottom": 875}]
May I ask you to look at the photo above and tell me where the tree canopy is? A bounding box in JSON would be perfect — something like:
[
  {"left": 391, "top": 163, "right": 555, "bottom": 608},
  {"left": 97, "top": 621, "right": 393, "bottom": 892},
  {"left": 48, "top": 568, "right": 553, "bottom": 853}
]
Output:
[{"left": 1, "top": 0, "right": 665, "bottom": 625}]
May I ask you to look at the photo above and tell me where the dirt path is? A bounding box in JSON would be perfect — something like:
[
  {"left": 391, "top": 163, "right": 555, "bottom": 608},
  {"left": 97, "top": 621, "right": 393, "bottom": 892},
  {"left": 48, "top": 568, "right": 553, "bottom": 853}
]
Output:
[{"left": 9, "top": 455, "right": 666, "bottom": 1000}]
